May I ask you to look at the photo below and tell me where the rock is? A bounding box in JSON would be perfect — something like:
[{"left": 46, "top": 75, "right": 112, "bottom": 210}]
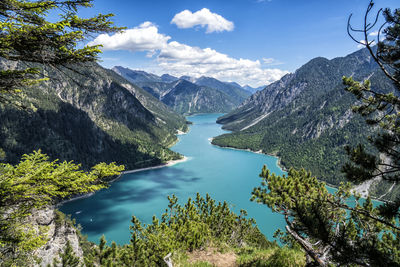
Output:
[{"left": 30, "top": 208, "right": 83, "bottom": 266}]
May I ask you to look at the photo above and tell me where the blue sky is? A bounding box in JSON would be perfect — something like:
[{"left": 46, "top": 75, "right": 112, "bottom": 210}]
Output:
[{"left": 79, "top": 0, "right": 399, "bottom": 87}]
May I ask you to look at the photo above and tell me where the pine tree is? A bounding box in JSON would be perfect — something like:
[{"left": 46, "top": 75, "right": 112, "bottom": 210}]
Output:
[
  {"left": 0, "top": 150, "right": 124, "bottom": 262},
  {"left": 0, "top": 1, "right": 125, "bottom": 264},
  {"left": 344, "top": 0, "right": 400, "bottom": 215},
  {"left": 0, "top": 0, "right": 123, "bottom": 106},
  {"left": 252, "top": 1, "right": 400, "bottom": 265},
  {"left": 59, "top": 241, "right": 80, "bottom": 267}
]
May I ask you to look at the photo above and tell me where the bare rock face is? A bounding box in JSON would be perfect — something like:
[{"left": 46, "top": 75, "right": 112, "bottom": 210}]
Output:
[{"left": 30, "top": 208, "right": 83, "bottom": 266}]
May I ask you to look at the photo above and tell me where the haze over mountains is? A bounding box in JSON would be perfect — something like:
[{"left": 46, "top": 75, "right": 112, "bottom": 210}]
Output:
[{"left": 112, "top": 66, "right": 253, "bottom": 114}]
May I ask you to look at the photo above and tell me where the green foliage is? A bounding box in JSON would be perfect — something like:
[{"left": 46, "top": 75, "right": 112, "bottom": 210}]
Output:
[
  {"left": 246, "top": 2, "right": 400, "bottom": 265},
  {"left": 0, "top": 0, "right": 123, "bottom": 105},
  {"left": 343, "top": 2, "right": 400, "bottom": 211},
  {"left": 264, "top": 246, "right": 306, "bottom": 267},
  {"left": 252, "top": 165, "right": 400, "bottom": 266},
  {"left": 81, "top": 193, "right": 273, "bottom": 266},
  {"left": 0, "top": 60, "right": 187, "bottom": 171},
  {"left": 237, "top": 246, "right": 306, "bottom": 267},
  {"left": 58, "top": 241, "right": 81, "bottom": 267},
  {"left": 0, "top": 150, "right": 124, "bottom": 259},
  {"left": 212, "top": 47, "right": 388, "bottom": 188},
  {"left": 0, "top": 148, "right": 5, "bottom": 161}
]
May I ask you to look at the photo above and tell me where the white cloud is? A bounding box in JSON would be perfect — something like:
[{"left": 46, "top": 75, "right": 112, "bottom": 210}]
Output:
[
  {"left": 91, "top": 22, "right": 288, "bottom": 87},
  {"left": 171, "top": 8, "right": 234, "bottom": 33},
  {"left": 357, "top": 40, "right": 366, "bottom": 49},
  {"left": 262, "top": 57, "right": 274, "bottom": 64},
  {"left": 357, "top": 39, "right": 377, "bottom": 49},
  {"left": 158, "top": 41, "right": 288, "bottom": 87},
  {"left": 356, "top": 31, "right": 384, "bottom": 48},
  {"left": 369, "top": 31, "right": 379, "bottom": 37},
  {"left": 88, "top": 22, "right": 170, "bottom": 52},
  {"left": 262, "top": 57, "right": 284, "bottom": 66}
]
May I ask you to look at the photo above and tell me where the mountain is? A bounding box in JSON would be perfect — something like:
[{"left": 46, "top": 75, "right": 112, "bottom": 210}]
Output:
[
  {"left": 0, "top": 60, "right": 188, "bottom": 170},
  {"left": 194, "top": 76, "right": 251, "bottom": 104},
  {"left": 225, "top": 81, "right": 242, "bottom": 88},
  {"left": 162, "top": 79, "right": 237, "bottom": 114},
  {"left": 243, "top": 84, "right": 265, "bottom": 94},
  {"left": 111, "top": 67, "right": 162, "bottom": 83},
  {"left": 179, "top": 75, "right": 197, "bottom": 83},
  {"left": 161, "top": 74, "right": 178, "bottom": 82},
  {"left": 212, "top": 48, "right": 399, "bottom": 200},
  {"left": 112, "top": 67, "right": 248, "bottom": 114}
]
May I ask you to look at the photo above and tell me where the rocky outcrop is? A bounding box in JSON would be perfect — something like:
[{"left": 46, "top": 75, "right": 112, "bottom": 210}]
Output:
[{"left": 31, "top": 208, "right": 83, "bottom": 266}]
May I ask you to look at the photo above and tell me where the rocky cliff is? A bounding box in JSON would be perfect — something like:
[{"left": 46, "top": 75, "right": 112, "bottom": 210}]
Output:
[{"left": 32, "top": 208, "right": 83, "bottom": 266}]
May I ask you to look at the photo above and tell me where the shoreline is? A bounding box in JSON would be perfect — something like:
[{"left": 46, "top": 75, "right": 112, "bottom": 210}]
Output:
[
  {"left": 209, "top": 138, "right": 287, "bottom": 173},
  {"left": 209, "top": 139, "right": 387, "bottom": 202},
  {"left": 122, "top": 156, "right": 188, "bottom": 175},
  {"left": 59, "top": 126, "right": 190, "bottom": 207},
  {"left": 58, "top": 156, "right": 189, "bottom": 206}
]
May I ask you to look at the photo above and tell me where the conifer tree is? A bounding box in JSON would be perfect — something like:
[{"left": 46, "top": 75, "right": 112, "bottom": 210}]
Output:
[
  {"left": 252, "top": 1, "right": 400, "bottom": 266},
  {"left": 59, "top": 241, "right": 80, "bottom": 267},
  {"left": 0, "top": 1, "right": 126, "bottom": 264},
  {"left": 0, "top": 150, "right": 124, "bottom": 262},
  {"left": 0, "top": 0, "right": 123, "bottom": 106},
  {"left": 344, "top": 0, "right": 400, "bottom": 216}
]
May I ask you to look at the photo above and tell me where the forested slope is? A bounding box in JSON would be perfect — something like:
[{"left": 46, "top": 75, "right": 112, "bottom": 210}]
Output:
[
  {"left": 212, "top": 48, "right": 396, "bottom": 194},
  {"left": 0, "top": 60, "right": 188, "bottom": 170}
]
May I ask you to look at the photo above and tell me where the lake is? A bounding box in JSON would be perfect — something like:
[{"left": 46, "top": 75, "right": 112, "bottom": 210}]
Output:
[{"left": 60, "top": 113, "right": 287, "bottom": 244}]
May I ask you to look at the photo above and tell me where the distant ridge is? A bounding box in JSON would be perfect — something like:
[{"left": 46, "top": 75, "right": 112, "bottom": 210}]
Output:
[{"left": 112, "top": 66, "right": 251, "bottom": 114}]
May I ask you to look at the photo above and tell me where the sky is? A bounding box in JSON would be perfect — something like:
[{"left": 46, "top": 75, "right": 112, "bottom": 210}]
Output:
[{"left": 77, "top": 0, "right": 399, "bottom": 87}]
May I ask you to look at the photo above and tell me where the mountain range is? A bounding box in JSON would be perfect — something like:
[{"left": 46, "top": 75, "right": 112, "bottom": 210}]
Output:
[
  {"left": 212, "top": 48, "right": 399, "bottom": 201},
  {"left": 112, "top": 66, "right": 252, "bottom": 114},
  {"left": 0, "top": 60, "right": 188, "bottom": 170}
]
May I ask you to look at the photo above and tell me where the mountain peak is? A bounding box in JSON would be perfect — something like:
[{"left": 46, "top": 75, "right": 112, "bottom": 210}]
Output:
[
  {"left": 161, "top": 74, "right": 178, "bottom": 82},
  {"left": 179, "top": 75, "right": 197, "bottom": 83}
]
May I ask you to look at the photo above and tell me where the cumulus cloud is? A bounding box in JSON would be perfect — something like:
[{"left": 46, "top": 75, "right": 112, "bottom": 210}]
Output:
[
  {"left": 369, "top": 31, "right": 379, "bottom": 37},
  {"left": 171, "top": 8, "right": 234, "bottom": 33},
  {"left": 88, "top": 22, "right": 170, "bottom": 53},
  {"left": 356, "top": 31, "right": 384, "bottom": 49},
  {"left": 90, "top": 22, "right": 288, "bottom": 87},
  {"left": 158, "top": 41, "right": 288, "bottom": 87},
  {"left": 357, "top": 39, "right": 377, "bottom": 49},
  {"left": 262, "top": 57, "right": 284, "bottom": 66},
  {"left": 357, "top": 40, "right": 366, "bottom": 49},
  {"left": 262, "top": 57, "right": 274, "bottom": 64},
  {"left": 368, "top": 30, "right": 386, "bottom": 41}
]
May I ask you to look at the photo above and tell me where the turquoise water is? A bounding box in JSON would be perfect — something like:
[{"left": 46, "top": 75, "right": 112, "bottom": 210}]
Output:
[{"left": 60, "top": 113, "right": 286, "bottom": 244}]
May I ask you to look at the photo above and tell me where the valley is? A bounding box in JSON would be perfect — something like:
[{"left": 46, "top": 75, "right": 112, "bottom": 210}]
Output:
[{"left": 2, "top": 1, "right": 400, "bottom": 265}]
